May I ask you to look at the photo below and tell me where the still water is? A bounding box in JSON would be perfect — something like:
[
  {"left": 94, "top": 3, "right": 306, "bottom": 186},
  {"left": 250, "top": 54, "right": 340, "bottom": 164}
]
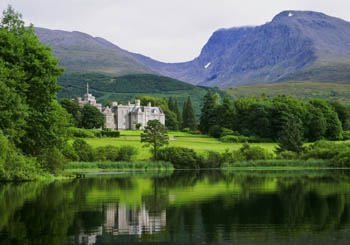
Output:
[{"left": 1, "top": 170, "right": 350, "bottom": 244}]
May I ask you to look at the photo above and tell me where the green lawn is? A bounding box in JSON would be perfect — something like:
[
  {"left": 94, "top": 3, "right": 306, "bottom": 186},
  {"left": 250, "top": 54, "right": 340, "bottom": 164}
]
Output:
[{"left": 83, "top": 132, "right": 278, "bottom": 160}]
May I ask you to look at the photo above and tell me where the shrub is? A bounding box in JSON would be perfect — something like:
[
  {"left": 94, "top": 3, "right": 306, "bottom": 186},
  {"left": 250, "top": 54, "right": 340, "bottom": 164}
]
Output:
[
  {"left": 39, "top": 147, "right": 67, "bottom": 173},
  {"left": 220, "top": 135, "right": 249, "bottom": 143},
  {"left": 117, "top": 145, "right": 138, "bottom": 161},
  {"left": 73, "top": 139, "right": 95, "bottom": 162},
  {"left": 343, "top": 131, "right": 350, "bottom": 140},
  {"left": 241, "top": 145, "right": 273, "bottom": 161},
  {"left": 157, "top": 147, "right": 199, "bottom": 169},
  {"left": 276, "top": 151, "right": 299, "bottom": 160},
  {"left": 190, "top": 130, "right": 201, "bottom": 135},
  {"left": 209, "top": 125, "right": 223, "bottom": 138},
  {"left": 331, "top": 149, "right": 350, "bottom": 167},
  {"left": 182, "top": 128, "right": 191, "bottom": 133},
  {"left": 199, "top": 151, "right": 228, "bottom": 168},
  {"left": 101, "top": 130, "right": 120, "bottom": 138},
  {"left": 95, "top": 145, "right": 120, "bottom": 161},
  {"left": 67, "top": 127, "right": 95, "bottom": 138},
  {"left": 61, "top": 143, "right": 79, "bottom": 161},
  {"left": 247, "top": 136, "right": 274, "bottom": 143},
  {"left": 301, "top": 140, "right": 350, "bottom": 160},
  {"left": 221, "top": 128, "right": 235, "bottom": 137}
]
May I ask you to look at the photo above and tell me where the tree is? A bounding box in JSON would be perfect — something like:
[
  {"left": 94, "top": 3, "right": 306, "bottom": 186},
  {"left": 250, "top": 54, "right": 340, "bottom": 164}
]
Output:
[
  {"left": 217, "top": 95, "right": 235, "bottom": 130},
  {"left": 141, "top": 120, "right": 169, "bottom": 160},
  {"left": 173, "top": 98, "right": 183, "bottom": 129},
  {"left": 60, "top": 98, "right": 82, "bottom": 127},
  {"left": 81, "top": 104, "right": 105, "bottom": 129},
  {"left": 0, "top": 6, "right": 67, "bottom": 156},
  {"left": 183, "top": 97, "right": 196, "bottom": 130},
  {"left": 199, "top": 90, "right": 218, "bottom": 133},
  {"left": 168, "top": 96, "right": 175, "bottom": 112},
  {"left": 276, "top": 117, "right": 304, "bottom": 153}
]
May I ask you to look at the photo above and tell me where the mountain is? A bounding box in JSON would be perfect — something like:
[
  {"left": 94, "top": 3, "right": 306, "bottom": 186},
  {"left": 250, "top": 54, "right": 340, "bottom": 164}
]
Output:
[
  {"left": 35, "top": 27, "right": 155, "bottom": 76},
  {"left": 131, "top": 11, "right": 350, "bottom": 87}
]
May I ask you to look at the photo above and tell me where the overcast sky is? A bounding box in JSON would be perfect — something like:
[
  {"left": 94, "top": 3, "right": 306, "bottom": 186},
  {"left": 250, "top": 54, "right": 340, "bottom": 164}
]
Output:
[{"left": 1, "top": 0, "right": 350, "bottom": 62}]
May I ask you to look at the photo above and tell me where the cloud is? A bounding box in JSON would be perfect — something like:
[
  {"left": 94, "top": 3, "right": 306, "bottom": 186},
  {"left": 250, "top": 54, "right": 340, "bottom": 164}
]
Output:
[{"left": 1, "top": 0, "right": 350, "bottom": 62}]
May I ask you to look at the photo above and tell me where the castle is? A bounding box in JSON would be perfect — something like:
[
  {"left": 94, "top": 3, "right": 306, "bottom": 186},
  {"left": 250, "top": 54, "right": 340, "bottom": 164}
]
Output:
[{"left": 77, "top": 84, "right": 165, "bottom": 130}]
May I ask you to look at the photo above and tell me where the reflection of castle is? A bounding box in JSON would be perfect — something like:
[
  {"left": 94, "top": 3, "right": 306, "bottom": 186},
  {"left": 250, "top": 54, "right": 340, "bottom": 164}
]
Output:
[{"left": 77, "top": 204, "right": 166, "bottom": 245}]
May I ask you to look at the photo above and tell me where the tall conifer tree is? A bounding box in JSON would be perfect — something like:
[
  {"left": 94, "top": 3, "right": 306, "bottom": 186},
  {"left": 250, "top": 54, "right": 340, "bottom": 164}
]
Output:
[
  {"left": 199, "top": 90, "right": 217, "bottom": 133},
  {"left": 174, "top": 98, "right": 182, "bottom": 129}
]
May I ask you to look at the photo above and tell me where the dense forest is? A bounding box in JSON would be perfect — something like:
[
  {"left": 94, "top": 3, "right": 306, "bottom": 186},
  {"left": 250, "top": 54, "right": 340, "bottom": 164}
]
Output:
[{"left": 199, "top": 90, "right": 349, "bottom": 142}]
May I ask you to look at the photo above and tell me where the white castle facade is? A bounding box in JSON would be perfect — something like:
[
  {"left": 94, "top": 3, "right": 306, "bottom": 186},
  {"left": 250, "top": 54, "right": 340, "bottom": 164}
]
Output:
[{"left": 77, "top": 84, "right": 165, "bottom": 130}]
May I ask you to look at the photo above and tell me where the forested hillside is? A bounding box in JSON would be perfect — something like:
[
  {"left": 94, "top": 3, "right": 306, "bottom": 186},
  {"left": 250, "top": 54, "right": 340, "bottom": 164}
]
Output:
[{"left": 58, "top": 73, "right": 224, "bottom": 117}]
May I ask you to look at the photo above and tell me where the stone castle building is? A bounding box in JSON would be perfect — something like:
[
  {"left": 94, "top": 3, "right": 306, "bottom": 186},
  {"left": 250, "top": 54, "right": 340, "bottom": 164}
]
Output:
[{"left": 77, "top": 84, "right": 165, "bottom": 130}]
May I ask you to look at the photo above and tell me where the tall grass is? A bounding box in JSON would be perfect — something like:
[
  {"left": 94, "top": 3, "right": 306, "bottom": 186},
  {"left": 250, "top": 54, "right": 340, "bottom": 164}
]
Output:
[{"left": 64, "top": 161, "right": 173, "bottom": 171}]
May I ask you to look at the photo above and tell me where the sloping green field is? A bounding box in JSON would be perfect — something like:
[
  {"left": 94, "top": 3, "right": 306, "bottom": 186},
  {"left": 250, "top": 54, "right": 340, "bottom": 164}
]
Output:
[{"left": 224, "top": 81, "right": 350, "bottom": 105}]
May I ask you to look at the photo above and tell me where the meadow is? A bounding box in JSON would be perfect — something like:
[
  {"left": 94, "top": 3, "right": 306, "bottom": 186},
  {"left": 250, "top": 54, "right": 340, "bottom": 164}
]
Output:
[{"left": 83, "top": 131, "right": 277, "bottom": 160}]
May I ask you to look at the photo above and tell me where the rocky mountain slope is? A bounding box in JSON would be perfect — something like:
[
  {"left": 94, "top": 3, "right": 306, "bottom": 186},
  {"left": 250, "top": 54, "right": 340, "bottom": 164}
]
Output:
[{"left": 131, "top": 11, "right": 350, "bottom": 87}]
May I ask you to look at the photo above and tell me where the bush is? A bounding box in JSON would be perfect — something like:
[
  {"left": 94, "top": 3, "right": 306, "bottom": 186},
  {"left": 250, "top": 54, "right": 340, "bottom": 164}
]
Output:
[
  {"left": 157, "top": 147, "right": 199, "bottom": 169},
  {"left": 247, "top": 136, "right": 274, "bottom": 143},
  {"left": 229, "top": 144, "right": 273, "bottom": 162},
  {"left": 199, "top": 151, "right": 228, "bottom": 168},
  {"left": 39, "top": 147, "right": 67, "bottom": 173},
  {"left": 301, "top": 140, "right": 350, "bottom": 160},
  {"left": 331, "top": 149, "right": 350, "bottom": 167},
  {"left": 67, "top": 127, "right": 95, "bottom": 138},
  {"left": 73, "top": 139, "right": 95, "bottom": 162},
  {"left": 343, "top": 131, "right": 350, "bottom": 140},
  {"left": 209, "top": 125, "right": 223, "bottom": 138},
  {"left": 117, "top": 145, "right": 138, "bottom": 161},
  {"left": 101, "top": 130, "right": 120, "bottom": 138},
  {"left": 61, "top": 143, "right": 79, "bottom": 161},
  {"left": 276, "top": 151, "right": 299, "bottom": 160},
  {"left": 220, "top": 135, "right": 249, "bottom": 143},
  {"left": 221, "top": 128, "right": 235, "bottom": 137},
  {"left": 95, "top": 145, "right": 120, "bottom": 161},
  {"left": 0, "top": 131, "right": 40, "bottom": 181},
  {"left": 190, "top": 130, "right": 201, "bottom": 135}
]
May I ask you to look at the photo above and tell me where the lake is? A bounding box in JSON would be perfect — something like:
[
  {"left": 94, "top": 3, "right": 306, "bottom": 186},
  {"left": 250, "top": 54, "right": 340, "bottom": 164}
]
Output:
[{"left": 1, "top": 170, "right": 350, "bottom": 244}]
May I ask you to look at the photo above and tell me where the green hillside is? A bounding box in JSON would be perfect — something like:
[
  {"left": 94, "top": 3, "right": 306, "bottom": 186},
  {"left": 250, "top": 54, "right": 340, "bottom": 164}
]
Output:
[
  {"left": 224, "top": 81, "right": 350, "bottom": 106},
  {"left": 58, "top": 73, "right": 224, "bottom": 117}
]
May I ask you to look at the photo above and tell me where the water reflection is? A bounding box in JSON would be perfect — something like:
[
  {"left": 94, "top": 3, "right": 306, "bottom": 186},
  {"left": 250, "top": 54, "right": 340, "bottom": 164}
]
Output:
[{"left": 1, "top": 170, "right": 350, "bottom": 244}]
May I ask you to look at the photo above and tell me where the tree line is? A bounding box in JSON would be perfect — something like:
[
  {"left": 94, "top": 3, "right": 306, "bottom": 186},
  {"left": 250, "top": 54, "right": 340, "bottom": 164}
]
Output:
[{"left": 199, "top": 90, "right": 349, "bottom": 142}]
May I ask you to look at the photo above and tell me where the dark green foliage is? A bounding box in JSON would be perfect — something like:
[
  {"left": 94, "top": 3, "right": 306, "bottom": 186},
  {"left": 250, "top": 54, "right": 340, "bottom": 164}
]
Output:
[
  {"left": 301, "top": 140, "right": 348, "bottom": 160},
  {"left": 73, "top": 139, "right": 95, "bottom": 162},
  {"left": 60, "top": 98, "right": 81, "bottom": 127},
  {"left": 208, "top": 125, "right": 224, "bottom": 138},
  {"left": 100, "top": 130, "right": 120, "bottom": 138},
  {"left": 220, "top": 135, "right": 249, "bottom": 143},
  {"left": 157, "top": 147, "right": 199, "bottom": 169},
  {"left": 80, "top": 104, "right": 105, "bottom": 129},
  {"left": 331, "top": 149, "right": 350, "bottom": 167},
  {"left": 327, "top": 101, "right": 350, "bottom": 130},
  {"left": 117, "top": 145, "right": 139, "bottom": 162},
  {"left": 173, "top": 98, "right": 183, "bottom": 129},
  {"left": 39, "top": 147, "right": 67, "bottom": 173},
  {"left": 309, "top": 99, "right": 343, "bottom": 140},
  {"left": 199, "top": 90, "right": 218, "bottom": 133},
  {"left": 67, "top": 127, "right": 96, "bottom": 138},
  {"left": 168, "top": 97, "right": 175, "bottom": 112},
  {"left": 0, "top": 130, "right": 39, "bottom": 181},
  {"left": 141, "top": 120, "right": 169, "bottom": 160},
  {"left": 276, "top": 117, "right": 304, "bottom": 153},
  {"left": 183, "top": 97, "right": 196, "bottom": 130},
  {"left": 95, "top": 146, "right": 120, "bottom": 161},
  {"left": 201, "top": 93, "right": 346, "bottom": 142},
  {"left": 342, "top": 131, "right": 350, "bottom": 140},
  {"left": 235, "top": 144, "right": 273, "bottom": 161}
]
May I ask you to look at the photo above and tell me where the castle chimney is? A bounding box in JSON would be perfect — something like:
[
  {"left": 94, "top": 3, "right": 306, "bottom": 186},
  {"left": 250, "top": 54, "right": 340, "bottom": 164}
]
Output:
[
  {"left": 147, "top": 102, "right": 152, "bottom": 107},
  {"left": 135, "top": 100, "right": 140, "bottom": 106}
]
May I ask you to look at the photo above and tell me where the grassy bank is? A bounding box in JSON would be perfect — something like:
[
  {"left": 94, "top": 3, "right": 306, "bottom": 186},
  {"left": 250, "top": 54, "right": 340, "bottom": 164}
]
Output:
[{"left": 64, "top": 161, "right": 173, "bottom": 173}]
